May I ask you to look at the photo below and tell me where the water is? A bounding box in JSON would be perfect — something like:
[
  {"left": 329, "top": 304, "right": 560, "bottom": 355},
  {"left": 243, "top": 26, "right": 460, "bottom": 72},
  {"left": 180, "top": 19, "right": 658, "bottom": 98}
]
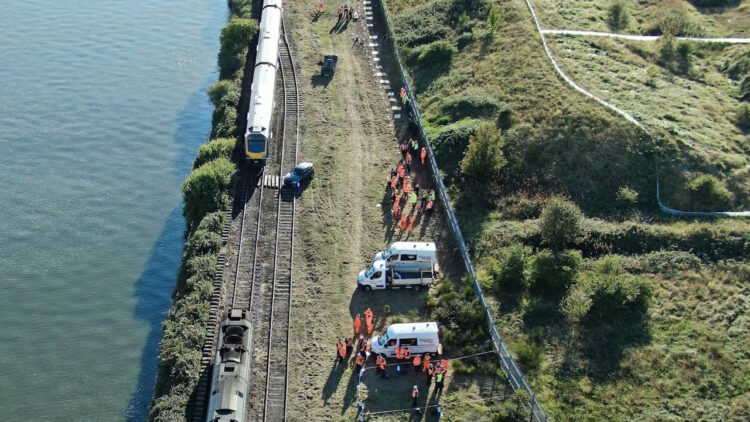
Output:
[{"left": 0, "top": 1, "right": 226, "bottom": 420}]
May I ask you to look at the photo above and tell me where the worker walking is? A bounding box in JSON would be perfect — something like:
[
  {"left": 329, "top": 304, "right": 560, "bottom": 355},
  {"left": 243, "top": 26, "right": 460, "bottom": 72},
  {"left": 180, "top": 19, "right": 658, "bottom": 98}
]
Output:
[
  {"left": 413, "top": 354, "right": 422, "bottom": 372},
  {"left": 405, "top": 152, "right": 412, "bottom": 172},
  {"left": 425, "top": 363, "right": 434, "bottom": 385},
  {"left": 435, "top": 367, "right": 445, "bottom": 393},
  {"left": 420, "top": 147, "right": 426, "bottom": 165},
  {"left": 379, "top": 354, "right": 387, "bottom": 378},
  {"left": 422, "top": 354, "right": 431, "bottom": 372},
  {"left": 364, "top": 307, "right": 374, "bottom": 335},
  {"left": 399, "top": 214, "right": 407, "bottom": 232},
  {"left": 337, "top": 340, "right": 346, "bottom": 363},
  {"left": 395, "top": 345, "right": 403, "bottom": 363},
  {"left": 345, "top": 337, "right": 353, "bottom": 355},
  {"left": 411, "top": 139, "right": 419, "bottom": 152},
  {"left": 354, "top": 314, "right": 361, "bottom": 335},
  {"left": 355, "top": 353, "right": 364, "bottom": 372},
  {"left": 411, "top": 385, "right": 419, "bottom": 408}
]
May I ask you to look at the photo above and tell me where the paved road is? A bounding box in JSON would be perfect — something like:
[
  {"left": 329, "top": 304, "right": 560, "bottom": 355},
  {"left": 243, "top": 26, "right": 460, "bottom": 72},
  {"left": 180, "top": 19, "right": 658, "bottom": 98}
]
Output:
[{"left": 541, "top": 29, "right": 750, "bottom": 44}]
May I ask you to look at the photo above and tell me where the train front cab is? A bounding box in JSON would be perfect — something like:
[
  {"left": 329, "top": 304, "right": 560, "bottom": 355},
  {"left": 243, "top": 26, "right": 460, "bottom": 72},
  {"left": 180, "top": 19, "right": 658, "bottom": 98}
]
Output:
[{"left": 245, "top": 132, "right": 268, "bottom": 164}]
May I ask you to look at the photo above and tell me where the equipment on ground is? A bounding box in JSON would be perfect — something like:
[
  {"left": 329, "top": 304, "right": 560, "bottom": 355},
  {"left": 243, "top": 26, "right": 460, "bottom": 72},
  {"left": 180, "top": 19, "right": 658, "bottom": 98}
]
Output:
[
  {"left": 373, "top": 242, "right": 437, "bottom": 272},
  {"left": 283, "top": 162, "right": 314, "bottom": 186},
  {"left": 357, "top": 259, "right": 436, "bottom": 291},
  {"left": 245, "top": 0, "right": 283, "bottom": 164},
  {"left": 369, "top": 322, "right": 442, "bottom": 357},
  {"left": 206, "top": 309, "right": 253, "bottom": 422},
  {"left": 321, "top": 55, "right": 338, "bottom": 76}
]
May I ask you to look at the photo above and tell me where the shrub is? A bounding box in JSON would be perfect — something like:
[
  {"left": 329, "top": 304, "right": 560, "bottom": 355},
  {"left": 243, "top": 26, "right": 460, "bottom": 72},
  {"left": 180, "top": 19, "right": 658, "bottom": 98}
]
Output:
[
  {"left": 737, "top": 103, "right": 750, "bottom": 132},
  {"left": 616, "top": 186, "right": 639, "bottom": 208},
  {"left": 511, "top": 339, "right": 543, "bottom": 370},
  {"left": 218, "top": 18, "right": 258, "bottom": 78},
  {"left": 460, "top": 123, "right": 506, "bottom": 184},
  {"left": 427, "top": 276, "right": 492, "bottom": 354},
  {"left": 441, "top": 90, "right": 502, "bottom": 119},
  {"left": 560, "top": 284, "right": 592, "bottom": 324},
  {"left": 676, "top": 41, "right": 694, "bottom": 75},
  {"left": 392, "top": 0, "right": 452, "bottom": 47},
  {"left": 629, "top": 251, "right": 702, "bottom": 275},
  {"left": 539, "top": 197, "right": 584, "bottom": 251},
  {"left": 212, "top": 104, "right": 238, "bottom": 138},
  {"left": 488, "top": 245, "right": 529, "bottom": 291},
  {"left": 582, "top": 270, "right": 653, "bottom": 319},
  {"left": 608, "top": 1, "right": 629, "bottom": 31},
  {"left": 184, "top": 229, "right": 222, "bottom": 258},
  {"left": 207, "top": 80, "right": 240, "bottom": 108},
  {"left": 685, "top": 174, "right": 734, "bottom": 210},
  {"left": 431, "top": 120, "right": 478, "bottom": 182},
  {"left": 528, "top": 249, "right": 581, "bottom": 295},
  {"left": 456, "top": 31, "right": 475, "bottom": 50},
  {"left": 418, "top": 40, "right": 457, "bottom": 66},
  {"left": 193, "top": 138, "right": 236, "bottom": 169},
  {"left": 181, "top": 157, "right": 236, "bottom": 228}
]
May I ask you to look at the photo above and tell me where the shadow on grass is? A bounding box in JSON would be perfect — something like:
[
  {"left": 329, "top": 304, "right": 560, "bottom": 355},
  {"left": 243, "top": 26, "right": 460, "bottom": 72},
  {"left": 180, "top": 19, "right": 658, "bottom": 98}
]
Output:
[
  {"left": 311, "top": 73, "right": 333, "bottom": 88},
  {"left": 582, "top": 308, "right": 652, "bottom": 381},
  {"left": 322, "top": 358, "right": 349, "bottom": 406}
]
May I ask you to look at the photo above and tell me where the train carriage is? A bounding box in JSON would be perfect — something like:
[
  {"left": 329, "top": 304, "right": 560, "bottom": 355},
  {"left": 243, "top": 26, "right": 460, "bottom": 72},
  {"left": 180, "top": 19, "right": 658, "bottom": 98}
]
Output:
[{"left": 245, "top": 0, "right": 283, "bottom": 163}]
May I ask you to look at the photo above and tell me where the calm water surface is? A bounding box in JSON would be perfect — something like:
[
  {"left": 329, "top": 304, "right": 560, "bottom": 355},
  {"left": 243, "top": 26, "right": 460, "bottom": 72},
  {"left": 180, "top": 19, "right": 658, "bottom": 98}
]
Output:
[{"left": 0, "top": 1, "right": 226, "bottom": 420}]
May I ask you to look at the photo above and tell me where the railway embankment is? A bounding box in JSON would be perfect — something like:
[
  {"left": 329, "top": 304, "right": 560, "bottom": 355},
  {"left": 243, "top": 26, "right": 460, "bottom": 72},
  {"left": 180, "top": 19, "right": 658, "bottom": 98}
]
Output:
[{"left": 147, "top": 2, "right": 258, "bottom": 420}]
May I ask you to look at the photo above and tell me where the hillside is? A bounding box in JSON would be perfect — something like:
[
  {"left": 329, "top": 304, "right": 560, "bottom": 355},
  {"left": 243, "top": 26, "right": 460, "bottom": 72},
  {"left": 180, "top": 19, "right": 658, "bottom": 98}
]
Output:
[{"left": 384, "top": 0, "right": 750, "bottom": 420}]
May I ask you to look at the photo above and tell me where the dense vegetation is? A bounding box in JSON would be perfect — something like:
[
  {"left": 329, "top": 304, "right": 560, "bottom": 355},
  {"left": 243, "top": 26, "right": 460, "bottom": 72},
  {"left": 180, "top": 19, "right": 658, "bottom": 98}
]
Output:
[
  {"left": 147, "top": 1, "right": 256, "bottom": 420},
  {"left": 385, "top": 0, "right": 749, "bottom": 420}
]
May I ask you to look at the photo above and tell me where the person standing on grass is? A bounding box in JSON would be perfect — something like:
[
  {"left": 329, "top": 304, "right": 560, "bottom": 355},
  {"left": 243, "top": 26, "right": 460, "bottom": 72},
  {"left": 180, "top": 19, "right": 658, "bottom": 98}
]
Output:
[
  {"left": 413, "top": 354, "right": 421, "bottom": 373},
  {"left": 411, "top": 385, "right": 419, "bottom": 408},
  {"left": 355, "top": 353, "right": 364, "bottom": 373},
  {"left": 354, "top": 314, "right": 361, "bottom": 336},
  {"left": 405, "top": 152, "right": 412, "bottom": 172},
  {"left": 421, "top": 147, "right": 426, "bottom": 165},
  {"left": 337, "top": 340, "right": 346, "bottom": 363},
  {"left": 345, "top": 337, "right": 353, "bottom": 355},
  {"left": 435, "top": 366, "right": 445, "bottom": 392},
  {"left": 425, "top": 363, "right": 434, "bottom": 385}
]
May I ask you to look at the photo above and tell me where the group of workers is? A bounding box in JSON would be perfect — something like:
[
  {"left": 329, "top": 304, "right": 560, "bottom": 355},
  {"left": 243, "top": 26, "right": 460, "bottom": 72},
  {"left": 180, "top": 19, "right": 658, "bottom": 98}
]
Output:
[
  {"left": 336, "top": 3, "right": 355, "bottom": 21},
  {"left": 337, "top": 308, "right": 375, "bottom": 365},
  {"left": 385, "top": 133, "right": 436, "bottom": 234}
]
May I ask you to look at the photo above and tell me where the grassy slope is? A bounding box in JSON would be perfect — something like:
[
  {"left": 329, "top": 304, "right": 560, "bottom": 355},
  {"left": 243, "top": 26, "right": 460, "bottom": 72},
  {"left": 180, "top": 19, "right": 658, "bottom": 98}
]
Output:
[
  {"left": 283, "top": 2, "right": 502, "bottom": 420},
  {"left": 532, "top": 0, "right": 750, "bottom": 37},
  {"left": 546, "top": 36, "right": 750, "bottom": 206},
  {"left": 384, "top": 0, "right": 750, "bottom": 420}
]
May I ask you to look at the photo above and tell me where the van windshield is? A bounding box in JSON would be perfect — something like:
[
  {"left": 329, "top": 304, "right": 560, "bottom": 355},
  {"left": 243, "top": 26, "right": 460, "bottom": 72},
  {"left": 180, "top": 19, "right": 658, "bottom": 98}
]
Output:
[
  {"left": 365, "top": 265, "right": 376, "bottom": 278},
  {"left": 378, "top": 333, "right": 389, "bottom": 346},
  {"left": 381, "top": 247, "right": 393, "bottom": 260}
]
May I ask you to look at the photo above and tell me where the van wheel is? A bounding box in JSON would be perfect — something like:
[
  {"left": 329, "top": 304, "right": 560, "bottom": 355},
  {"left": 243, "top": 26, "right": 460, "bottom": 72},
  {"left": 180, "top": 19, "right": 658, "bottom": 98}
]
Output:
[{"left": 364, "top": 285, "right": 372, "bottom": 292}]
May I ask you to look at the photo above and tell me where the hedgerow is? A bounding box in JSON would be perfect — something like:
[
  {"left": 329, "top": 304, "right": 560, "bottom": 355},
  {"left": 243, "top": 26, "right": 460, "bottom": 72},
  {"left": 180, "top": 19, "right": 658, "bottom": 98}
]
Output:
[{"left": 148, "top": 2, "right": 258, "bottom": 420}]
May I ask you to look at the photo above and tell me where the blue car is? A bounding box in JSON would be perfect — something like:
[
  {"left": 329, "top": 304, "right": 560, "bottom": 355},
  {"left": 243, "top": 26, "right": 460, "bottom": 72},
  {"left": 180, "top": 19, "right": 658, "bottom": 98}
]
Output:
[{"left": 283, "top": 162, "right": 314, "bottom": 187}]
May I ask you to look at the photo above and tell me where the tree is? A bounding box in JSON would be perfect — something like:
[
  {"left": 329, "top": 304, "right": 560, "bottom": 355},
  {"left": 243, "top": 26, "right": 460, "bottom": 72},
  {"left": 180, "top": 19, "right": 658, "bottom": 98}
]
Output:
[
  {"left": 182, "top": 157, "right": 236, "bottom": 228},
  {"left": 538, "top": 197, "right": 583, "bottom": 251},
  {"left": 193, "top": 138, "right": 236, "bottom": 169},
  {"left": 218, "top": 18, "right": 258, "bottom": 78},
  {"left": 561, "top": 284, "right": 592, "bottom": 324},
  {"left": 460, "top": 123, "right": 506, "bottom": 184}
]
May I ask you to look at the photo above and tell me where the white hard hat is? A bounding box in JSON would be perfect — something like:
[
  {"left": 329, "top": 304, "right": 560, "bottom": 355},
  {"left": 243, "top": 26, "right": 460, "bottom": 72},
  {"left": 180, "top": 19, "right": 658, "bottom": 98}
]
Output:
[{"left": 413, "top": 385, "right": 418, "bottom": 389}]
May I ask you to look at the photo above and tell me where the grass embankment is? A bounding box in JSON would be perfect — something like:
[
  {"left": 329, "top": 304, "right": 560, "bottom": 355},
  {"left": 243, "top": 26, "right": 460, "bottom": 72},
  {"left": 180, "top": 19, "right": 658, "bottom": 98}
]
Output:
[
  {"left": 147, "top": 1, "right": 257, "bottom": 420},
  {"left": 384, "top": 0, "right": 750, "bottom": 420},
  {"left": 531, "top": 0, "right": 750, "bottom": 37},
  {"left": 282, "top": 1, "right": 505, "bottom": 420}
]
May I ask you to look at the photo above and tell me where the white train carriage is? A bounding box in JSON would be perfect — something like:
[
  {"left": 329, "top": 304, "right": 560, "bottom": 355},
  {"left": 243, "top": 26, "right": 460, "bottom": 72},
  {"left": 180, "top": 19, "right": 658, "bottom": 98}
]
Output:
[
  {"left": 245, "top": 0, "right": 283, "bottom": 163},
  {"left": 206, "top": 309, "right": 253, "bottom": 422}
]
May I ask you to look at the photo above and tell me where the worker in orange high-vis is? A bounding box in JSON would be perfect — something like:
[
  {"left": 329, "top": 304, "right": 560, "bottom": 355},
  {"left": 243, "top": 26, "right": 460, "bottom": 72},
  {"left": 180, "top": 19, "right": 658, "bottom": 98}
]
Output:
[
  {"left": 391, "top": 175, "right": 398, "bottom": 190},
  {"left": 337, "top": 341, "right": 346, "bottom": 363},
  {"left": 403, "top": 178, "right": 411, "bottom": 194},
  {"left": 422, "top": 354, "right": 431, "bottom": 372},
  {"left": 365, "top": 307, "right": 373, "bottom": 322},
  {"left": 413, "top": 354, "right": 422, "bottom": 372},
  {"left": 397, "top": 163, "right": 405, "bottom": 179},
  {"left": 399, "top": 214, "right": 407, "bottom": 231},
  {"left": 379, "top": 355, "right": 387, "bottom": 378},
  {"left": 366, "top": 319, "right": 373, "bottom": 335},
  {"left": 354, "top": 314, "right": 361, "bottom": 335},
  {"left": 400, "top": 87, "right": 406, "bottom": 100},
  {"left": 403, "top": 346, "right": 412, "bottom": 361},
  {"left": 395, "top": 345, "right": 404, "bottom": 362},
  {"left": 420, "top": 147, "right": 426, "bottom": 165},
  {"left": 405, "top": 152, "right": 412, "bottom": 172},
  {"left": 408, "top": 215, "right": 415, "bottom": 233}
]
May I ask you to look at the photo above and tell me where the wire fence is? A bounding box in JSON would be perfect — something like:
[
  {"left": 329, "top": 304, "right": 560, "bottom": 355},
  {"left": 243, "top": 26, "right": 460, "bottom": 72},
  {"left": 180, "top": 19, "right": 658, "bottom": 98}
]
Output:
[{"left": 372, "top": 1, "right": 549, "bottom": 420}]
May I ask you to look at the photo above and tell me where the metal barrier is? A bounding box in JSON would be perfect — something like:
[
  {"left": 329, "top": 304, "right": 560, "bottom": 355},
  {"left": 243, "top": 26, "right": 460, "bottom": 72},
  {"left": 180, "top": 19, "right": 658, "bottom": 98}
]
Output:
[{"left": 373, "top": 1, "right": 549, "bottom": 420}]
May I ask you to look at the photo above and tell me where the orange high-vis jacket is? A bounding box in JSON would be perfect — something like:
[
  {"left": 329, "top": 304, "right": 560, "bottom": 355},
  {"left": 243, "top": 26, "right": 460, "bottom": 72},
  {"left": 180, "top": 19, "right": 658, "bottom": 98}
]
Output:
[
  {"left": 423, "top": 355, "right": 431, "bottom": 371},
  {"left": 354, "top": 315, "right": 361, "bottom": 334},
  {"left": 355, "top": 354, "right": 364, "bottom": 365},
  {"left": 338, "top": 343, "right": 346, "bottom": 358}
]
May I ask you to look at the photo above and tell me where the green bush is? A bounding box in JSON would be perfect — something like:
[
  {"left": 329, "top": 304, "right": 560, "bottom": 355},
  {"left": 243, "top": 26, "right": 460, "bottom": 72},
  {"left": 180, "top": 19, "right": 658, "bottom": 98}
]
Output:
[
  {"left": 608, "top": 1, "right": 629, "bottom": 30},
  {"left": 181, "top": 157, "right": 236, "bottom": 229},
  {"left": 615, "top": 186, "right": 639, "bottom": 208},
  {"left": 208, "top": 80, "right": 240, "bottom": 108},
  {"left": 627, "top": 251, "right": 702, "bottom": 275},
  {"left": 212, "top": 104, "right": 238, "bottom": 138},
  {"left": 737, "top": 103, "right": 750, "bottom": 132},
  {"left": 440, "top": 90, "right": 502, "bottom": 119},
  {"left": 582, "top": 260, "right": 653, "bottom": 319},
  {"left": 431, "top": 120, "right": 478, "bottom": 182},
  {"left": 511, "top": 339, "right": 543, "bottom": 371},
  {"left": 418, "top": 40, "right": 457, "bottom": 66},
  {"left": 560, "top": 284, "right": 592, "bottom": 324},
  {"left": 539, "top": 197, "right": 584, "bottom": 251},
  {"left": 460, "top": 123, "right": 506, "bottom": 184},
  {"left": 193, "top": 138, "right": 236, "bottom": 169},
  {"left": 218, "top": 18, "right": 259, "bottom": 78},
  {"left": 528, "top": 249, "right": 581, "bottom": 295},
  {"left": 184, "top": 229, "right": 222, "bottom": 258},
  {"left": 685, "top": 174, "right": 734, "bottom": 211},
  {"left": 427, "top": 276, "right": 492, "bottom": 355},
  {"left": 488, "top": 245, "right": 529, "bottom": 291},
  {"left": 392, "top": 0, "right": 452, "bottom": 47}
]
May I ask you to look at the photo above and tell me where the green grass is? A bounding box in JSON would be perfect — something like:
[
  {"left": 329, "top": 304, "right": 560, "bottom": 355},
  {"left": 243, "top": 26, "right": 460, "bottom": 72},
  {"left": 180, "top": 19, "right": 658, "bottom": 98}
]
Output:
[{"left": 531, "top": 0, "right": 750, "bottom": 37}]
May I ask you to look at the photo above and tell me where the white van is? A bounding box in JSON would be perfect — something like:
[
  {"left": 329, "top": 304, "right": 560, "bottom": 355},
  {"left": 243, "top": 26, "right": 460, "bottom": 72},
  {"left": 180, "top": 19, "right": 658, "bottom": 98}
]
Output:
[
  {"left": 357, "top": 259, "right": 436, "bottom": 291},
  {"left": 373, "top": 242, "right": 437, "bottom": 272},
  {"left": 369, "top": 322, "right": 442, "bottom": 357}
]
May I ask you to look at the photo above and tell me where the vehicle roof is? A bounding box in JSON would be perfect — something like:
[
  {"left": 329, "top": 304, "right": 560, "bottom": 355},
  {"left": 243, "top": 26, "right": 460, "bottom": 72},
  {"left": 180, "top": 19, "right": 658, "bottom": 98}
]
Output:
[
  {"left": 371, "top": 260, "right": 386, "bottom": 271},
  {"left": 386, "top": 322, "right": 439, "bottom": 336},
  {"left": 296, "top": 162, "right": 313, "bottom": 170},
  {"left": 389, "top": 242, "right": 436, "bottom": 253}
]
